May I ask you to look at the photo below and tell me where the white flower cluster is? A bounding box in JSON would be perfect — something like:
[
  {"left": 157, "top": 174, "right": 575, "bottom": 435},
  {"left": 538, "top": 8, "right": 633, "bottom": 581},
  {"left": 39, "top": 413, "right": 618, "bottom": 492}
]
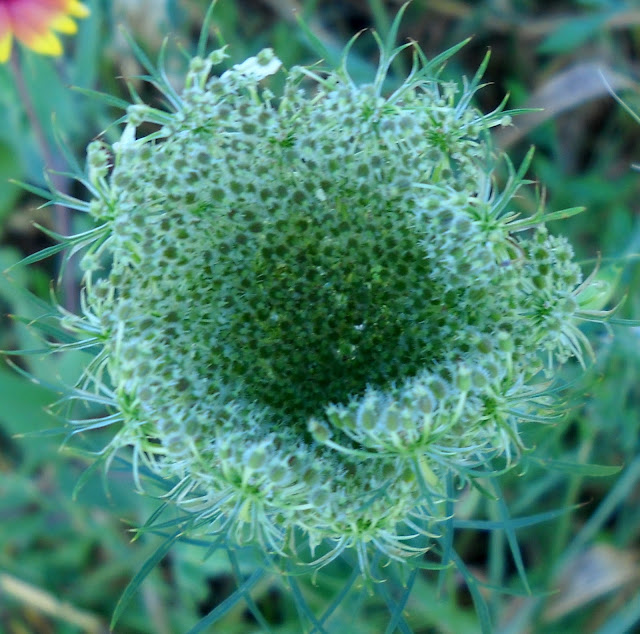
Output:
[{"left": 74, "top": 44, "right": 589, "bottom": 567}]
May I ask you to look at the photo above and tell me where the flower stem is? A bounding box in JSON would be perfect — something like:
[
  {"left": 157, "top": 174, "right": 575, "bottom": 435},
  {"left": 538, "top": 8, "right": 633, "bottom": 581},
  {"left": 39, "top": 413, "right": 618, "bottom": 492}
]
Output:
[{"left": 10, "top": 51, "right": 77, "bottom": 313}]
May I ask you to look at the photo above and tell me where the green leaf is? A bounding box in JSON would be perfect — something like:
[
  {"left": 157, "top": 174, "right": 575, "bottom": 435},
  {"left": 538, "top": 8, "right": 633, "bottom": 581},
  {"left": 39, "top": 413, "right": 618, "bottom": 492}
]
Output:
[
  {"left": 198, "top": 0, "right": 221, "bottom": 59},
  {"left": 186, "top": 567, "right": 265, "bottom": 634},
  {"left": 0, "top": 364, "right": 58, "bottom": 467},
  {"left": 450, "top": 550, "right": 491, "bottom": 634},
  {"left": 490, "top": 479, "right": 531, "bottom": 594},
  {"left": 0, "top": 141, "right": 22, "bottom": 223},
  {"left": 535, "top": 458, "right": 623, "bottom": 477},
  {"left": 453, "top": 504, "right": 580, "bottom": 531},
  {"left": 577, "top": 262, "right": 624, "bottom": 312},
  {"left": 595, "top": 588, "right": 640, "bottom": 634},
  {"left": 537, "top": 14, "right": 609, "bottom": 54},
  {"left": 111, "top": 531, "right": 183, "bottom": 630}
]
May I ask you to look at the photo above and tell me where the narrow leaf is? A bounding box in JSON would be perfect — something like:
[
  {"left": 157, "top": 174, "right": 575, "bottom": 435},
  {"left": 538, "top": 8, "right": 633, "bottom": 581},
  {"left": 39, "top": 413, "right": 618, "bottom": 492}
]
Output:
[{"left": 111, "top": 531, "right": 183, "bottom": 629}]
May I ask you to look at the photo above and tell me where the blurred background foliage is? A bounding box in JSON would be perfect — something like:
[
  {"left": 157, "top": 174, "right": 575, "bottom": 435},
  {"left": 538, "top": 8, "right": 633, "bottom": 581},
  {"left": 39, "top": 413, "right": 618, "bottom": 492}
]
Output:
[{"left": 1, "top": 0, "right": 639, "bottom": 632}]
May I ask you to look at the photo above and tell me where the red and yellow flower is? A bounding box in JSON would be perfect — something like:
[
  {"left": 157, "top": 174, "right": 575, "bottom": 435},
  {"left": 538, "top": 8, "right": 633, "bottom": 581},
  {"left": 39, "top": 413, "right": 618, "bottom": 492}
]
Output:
[{"left": 0, "top": 0, "right": 89, "bottom": 63}]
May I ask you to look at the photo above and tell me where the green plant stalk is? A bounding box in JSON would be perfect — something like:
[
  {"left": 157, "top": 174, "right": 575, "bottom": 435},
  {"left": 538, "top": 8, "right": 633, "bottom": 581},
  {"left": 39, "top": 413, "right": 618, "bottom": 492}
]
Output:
[{"left": 9, "top": 51, "right": 76, "bottom": 313}]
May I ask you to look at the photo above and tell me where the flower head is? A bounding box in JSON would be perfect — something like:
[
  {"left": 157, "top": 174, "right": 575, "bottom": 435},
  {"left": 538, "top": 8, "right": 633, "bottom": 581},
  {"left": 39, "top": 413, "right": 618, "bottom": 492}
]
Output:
[
  {"left": 64, "top": 40, "right": 594, "bottom": 571},
  {"left": 0, "top": 0, "right": 89, "bottom": 63}
]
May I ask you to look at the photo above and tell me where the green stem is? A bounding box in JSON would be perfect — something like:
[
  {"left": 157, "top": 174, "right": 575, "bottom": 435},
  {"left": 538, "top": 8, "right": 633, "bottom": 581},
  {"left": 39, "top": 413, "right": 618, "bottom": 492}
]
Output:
[{"left": 9, "top": 50, "right": 77, "bottom": 313}]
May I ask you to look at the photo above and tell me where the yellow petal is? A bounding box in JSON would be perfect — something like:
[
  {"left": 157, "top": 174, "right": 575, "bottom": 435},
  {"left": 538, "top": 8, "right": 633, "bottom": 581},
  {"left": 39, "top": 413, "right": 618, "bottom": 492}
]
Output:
[
  {"left": 25, "top": 31, "right": 63, "bottom": 57},
  {"left": 66, "top": 1, "right": 91, "bottom": 19},
  {"left": 0, "top": 31, "right": 12, "bottom": 64},
  {"left": 51, "top": 14, "right": 78, "bottom": 35}
]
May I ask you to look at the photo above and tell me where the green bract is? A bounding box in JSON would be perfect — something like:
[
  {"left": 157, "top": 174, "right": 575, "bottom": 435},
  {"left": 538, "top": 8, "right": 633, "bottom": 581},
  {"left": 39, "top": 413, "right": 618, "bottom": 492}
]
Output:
[{"left": 66, "top": 40, "right": 593, "bottom": 569}]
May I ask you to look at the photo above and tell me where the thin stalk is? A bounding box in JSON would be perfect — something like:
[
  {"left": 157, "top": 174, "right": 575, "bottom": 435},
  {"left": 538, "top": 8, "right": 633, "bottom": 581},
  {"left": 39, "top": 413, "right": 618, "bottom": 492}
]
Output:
[{"left": 10, "top": 50, "right": 77, "bottom": 313}]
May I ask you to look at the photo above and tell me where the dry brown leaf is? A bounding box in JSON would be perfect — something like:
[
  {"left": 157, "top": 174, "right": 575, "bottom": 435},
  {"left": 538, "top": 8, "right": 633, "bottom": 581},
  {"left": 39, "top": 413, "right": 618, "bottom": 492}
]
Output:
[
  {"left": 495, "top": 62, "right": 637, "bottom": 150},
  {"left": 543, "top": 543, "right": 640, "bottom": 622}
]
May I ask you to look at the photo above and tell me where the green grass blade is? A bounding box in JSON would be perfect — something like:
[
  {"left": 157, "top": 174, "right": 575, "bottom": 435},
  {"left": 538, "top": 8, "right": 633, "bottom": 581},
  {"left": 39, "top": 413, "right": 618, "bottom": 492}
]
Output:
[
  {"left": 316, "top": 567, "right": 361, "bottom": 630},
  {"left": 186, "top": 568, "right": 265, "bottom": 634},
  {"left": 287, "top": 564, "right": 327, "bottom": 633},
  {"left": 198, "top": 0, "right": 220, "bottom": 59},
  {"left": 228, "top": 550, "right": 273, "bottom": 633},
  {"left": 450, "top": 549, "right": 492, "bottom": 634},
  {"left": 532, "top": 458, "right": 622, "bottom": 477},
  {"left": 491, "top": 479, "right": 531, "bottom": 594},
  {"left": 110, "top": 530, "right": 183, "bottom": 629},
  {"left": 594, "top": 588, "right": 640, "bottom": 634},
  {"left": 384, "top": 567, "right": 417, "bottom": 634},
  {"left": 453, "top": 504, "right": 579, "bottom": 531}
]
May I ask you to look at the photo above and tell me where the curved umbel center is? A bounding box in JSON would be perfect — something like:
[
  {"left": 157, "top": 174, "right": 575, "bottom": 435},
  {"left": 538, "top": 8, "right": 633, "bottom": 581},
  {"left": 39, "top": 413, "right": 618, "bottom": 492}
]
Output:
[{"left": 207, "top": 195, "right": 444, "bottom": 421}]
